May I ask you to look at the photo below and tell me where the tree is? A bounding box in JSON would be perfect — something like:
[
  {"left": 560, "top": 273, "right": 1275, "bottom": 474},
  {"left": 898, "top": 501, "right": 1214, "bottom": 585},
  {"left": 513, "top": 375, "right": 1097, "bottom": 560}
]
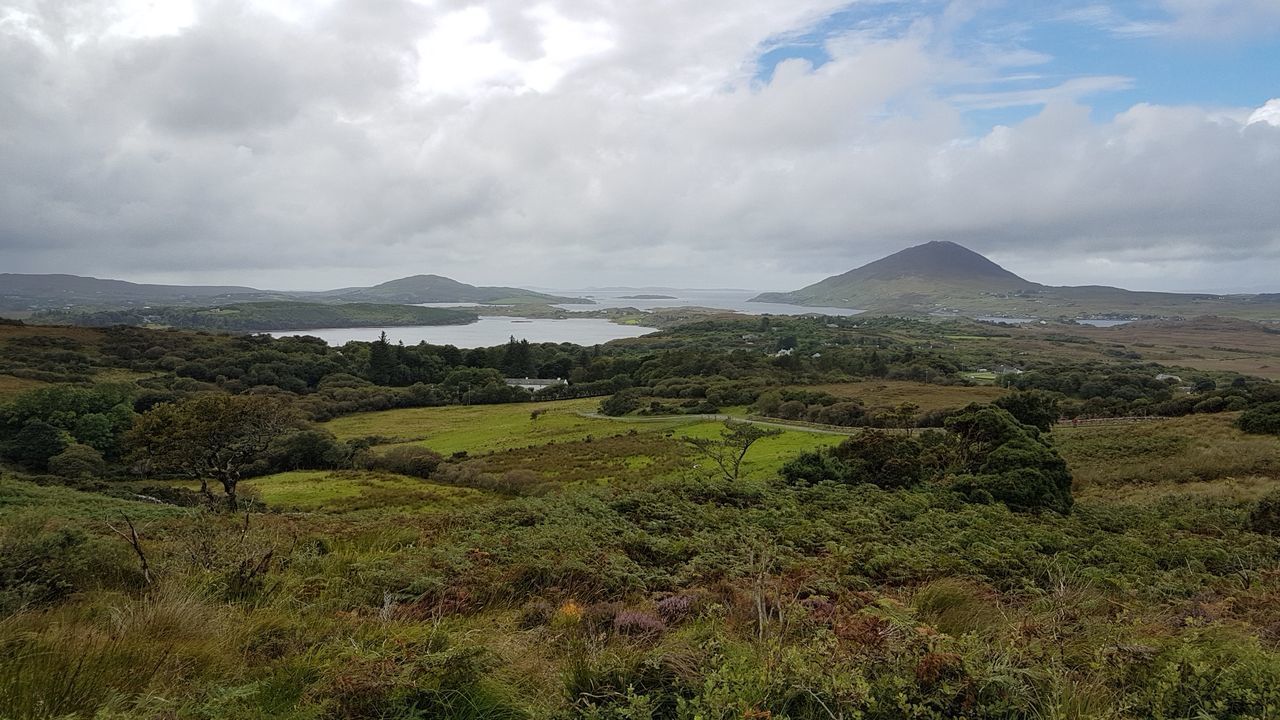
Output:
[
  {"left": 685, "top": 421, "right": 782, "bottom": 480},
  {"left": 4, "top": 420, "right": 68, "bottom": 471},
  {"left": 945, "top": 406, "right": 1073, "bottom": 514},
  {"left": 127, "top": 395, "right": 302, "bottom": 510},
  {"left": 893, "top": 402, "right": 920, "bottom": 435},
  {"left": 994, "top": 390, "right": 1061, "bottom": 432}
]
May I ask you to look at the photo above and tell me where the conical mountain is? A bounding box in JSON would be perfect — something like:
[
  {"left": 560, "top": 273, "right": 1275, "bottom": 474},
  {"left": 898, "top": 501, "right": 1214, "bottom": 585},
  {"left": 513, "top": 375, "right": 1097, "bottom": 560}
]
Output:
[{"left": 752, "top": 241, "right": 1038, "bottom": 311}]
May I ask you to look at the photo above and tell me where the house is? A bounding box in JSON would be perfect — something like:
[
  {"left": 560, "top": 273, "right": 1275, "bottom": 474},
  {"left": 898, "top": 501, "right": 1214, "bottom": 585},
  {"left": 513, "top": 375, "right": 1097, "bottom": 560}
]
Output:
[{"left": 504, "top": 377, "right": 567, "bottom": 392}]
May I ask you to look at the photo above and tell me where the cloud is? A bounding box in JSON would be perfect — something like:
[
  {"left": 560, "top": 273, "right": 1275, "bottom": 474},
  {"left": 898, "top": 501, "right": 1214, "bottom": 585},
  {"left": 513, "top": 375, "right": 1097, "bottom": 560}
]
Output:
[{"left": 0, "top": 0, "right": 1278, "bottom": 293}]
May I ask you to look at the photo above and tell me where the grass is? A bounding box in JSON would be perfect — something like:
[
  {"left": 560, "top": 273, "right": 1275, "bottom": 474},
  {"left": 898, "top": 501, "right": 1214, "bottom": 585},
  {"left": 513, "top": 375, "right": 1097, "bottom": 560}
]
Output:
[
  {"left": 0, "top": 374, "right": 47, "bottom": 399},
  {"left": 0, "top": 475, "right": 183, "bottom": 523},
  {"left": 802, "top": 379, "right": 1008, "bottom": 411},
  {"left": 1053, "top": 413, "right": 1280, "bottom": 492},
  {"left": 244, "top": 470, "right": 487, "bottom": 513},
  {"left": 324, "top": 398, "right": 700, "bottom": 456},
  {"left": 470, "top": 422, "right": 841, "bottom": 486}
]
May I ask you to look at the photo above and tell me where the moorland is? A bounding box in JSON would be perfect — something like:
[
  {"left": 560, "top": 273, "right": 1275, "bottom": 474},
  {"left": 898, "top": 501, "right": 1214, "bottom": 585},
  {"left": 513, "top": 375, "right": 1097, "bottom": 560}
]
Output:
[{"left": 2, "top": 308, "right": 1280, "bottom": 718}]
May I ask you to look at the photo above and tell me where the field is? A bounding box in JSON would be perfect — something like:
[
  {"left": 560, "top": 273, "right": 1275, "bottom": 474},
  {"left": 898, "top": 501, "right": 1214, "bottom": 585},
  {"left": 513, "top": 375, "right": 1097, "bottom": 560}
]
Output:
[
  {"left": 243, "top": 470, "right": 488, "bottom": 514},
  {"left": 801, "top": 379, "right": 1008, "bottom": 410},
  {"left": 325, "top": 398, "right": 844, "bottom": 485},
  {"left": 5, "top": 315, "right": 1280, "bottom": 718},
  {"left": 1054, "top": 412, "right": 1280, "bottom": 493}
]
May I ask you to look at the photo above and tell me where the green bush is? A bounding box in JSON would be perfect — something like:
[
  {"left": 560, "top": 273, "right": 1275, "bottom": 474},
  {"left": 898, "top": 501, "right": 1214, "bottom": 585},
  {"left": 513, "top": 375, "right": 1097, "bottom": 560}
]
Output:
[
  {"left": 47, "top": 443, "right": 106, "bottom": 479},
  {"left": 1248, "top": 489, "right": 1280, "bottom": 536},
  {"left": 2, "top": 421, "right": 68, "bottom": 471},
  {"left": 1238, "top": 402, "right": 1280, "bottom": 435},
  {"left": 0, "top": 514, "right": 113, "bottom": 614}
]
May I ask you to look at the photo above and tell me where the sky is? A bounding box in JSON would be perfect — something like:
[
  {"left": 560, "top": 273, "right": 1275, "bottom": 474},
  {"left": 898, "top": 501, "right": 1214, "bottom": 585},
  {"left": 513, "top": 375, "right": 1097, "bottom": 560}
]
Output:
[{"left": 1, "top": 1, "right": 1279, "bottom": 293}]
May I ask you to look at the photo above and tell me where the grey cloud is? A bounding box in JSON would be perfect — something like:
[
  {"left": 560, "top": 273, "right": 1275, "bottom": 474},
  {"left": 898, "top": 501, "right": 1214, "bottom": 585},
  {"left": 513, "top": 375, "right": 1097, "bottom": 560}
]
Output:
[{"left": 0, "top": 0, "right": 1278, "bottom": 293}]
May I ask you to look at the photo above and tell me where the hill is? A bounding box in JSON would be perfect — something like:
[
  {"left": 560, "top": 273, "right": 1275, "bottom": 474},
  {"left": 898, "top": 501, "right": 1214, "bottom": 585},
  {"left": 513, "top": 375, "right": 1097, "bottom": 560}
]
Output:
[
  {"left": 33, "top": 301, "right": 477, "bottom": 332},
  {"left": 0, "top": 273, "right": 279, "bottom": 311},
  {"left": 316, "top": 274, "right": 588, "bottom": 305},
  {"left": 0, "top": 273, "right": 588, "bottom": 313},
  {"left": 753, "top": 241, "right": 1280, "bottom": 320}
]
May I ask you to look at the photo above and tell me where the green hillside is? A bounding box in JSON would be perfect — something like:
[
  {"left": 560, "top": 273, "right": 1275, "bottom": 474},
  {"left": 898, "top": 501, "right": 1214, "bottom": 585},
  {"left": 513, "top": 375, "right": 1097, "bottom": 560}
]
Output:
[
  {"left": 753, "top": 241, "right": 1280, "bottom": 320},
  {"left": 35, "top": 301, "right": 478, "bottom": 332}
]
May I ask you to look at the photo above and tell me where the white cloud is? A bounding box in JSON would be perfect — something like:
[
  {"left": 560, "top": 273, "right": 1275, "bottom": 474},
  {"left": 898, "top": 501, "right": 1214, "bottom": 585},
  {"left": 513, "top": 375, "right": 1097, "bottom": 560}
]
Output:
[{"left": 1248, "top": 99, "right": 1280, "bottom": 127}]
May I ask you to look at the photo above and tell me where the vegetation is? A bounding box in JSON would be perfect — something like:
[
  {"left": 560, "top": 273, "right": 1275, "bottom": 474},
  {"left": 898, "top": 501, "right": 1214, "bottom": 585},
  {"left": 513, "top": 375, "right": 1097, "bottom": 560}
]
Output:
[
  {"left": 2, "top": 313, "right": 1280, "bottom": 717},
  {"left": 37, "top": 301, "right": 478, "bottom": 331}
]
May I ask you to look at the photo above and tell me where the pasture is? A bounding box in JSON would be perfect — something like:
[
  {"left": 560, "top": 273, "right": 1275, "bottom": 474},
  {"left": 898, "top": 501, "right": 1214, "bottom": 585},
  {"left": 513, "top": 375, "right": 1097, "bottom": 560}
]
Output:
[{"left": 802, "top": 379, "right": 1008, "bottom": 411}]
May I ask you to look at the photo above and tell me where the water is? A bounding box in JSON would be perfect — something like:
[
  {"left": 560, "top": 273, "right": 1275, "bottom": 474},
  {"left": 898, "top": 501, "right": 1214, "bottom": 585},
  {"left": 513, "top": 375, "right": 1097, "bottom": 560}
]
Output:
[
  {"left": 976, "top": 316, "right": 1133, "bottom": 327},
  {"left": 1076, "top": 319, "right": 1133, "bottom": 327},
  {"left": 549, "top": 289, "right": 863, "bottom": 316},
  {"left": 270, "top": 316, "right": 658, "bottom": 348},
  {"left": 976, "top": 316, "right": 1041, "bottom": 324}
]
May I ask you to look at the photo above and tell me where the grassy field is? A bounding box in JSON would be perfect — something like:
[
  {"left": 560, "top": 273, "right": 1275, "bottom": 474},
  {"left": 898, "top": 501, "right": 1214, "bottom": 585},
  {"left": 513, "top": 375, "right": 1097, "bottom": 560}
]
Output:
[
  {"left": 322, "top": 398, "right": 694, "bottom": 455},
  {"left": 802, "top": 379, "right": 1008, "bottom": 411},
  {"left": 0, "top": 374, "right": 48, "bottom": 399},
  {"left": 325, "top": 399, "right": 844, "bottom": 487},
  {"left": 1054, "top": 412, "right": 1280, "bottom": 493},
  {"left": 243, "top": 470, "right": 487, "bottom": 513}
]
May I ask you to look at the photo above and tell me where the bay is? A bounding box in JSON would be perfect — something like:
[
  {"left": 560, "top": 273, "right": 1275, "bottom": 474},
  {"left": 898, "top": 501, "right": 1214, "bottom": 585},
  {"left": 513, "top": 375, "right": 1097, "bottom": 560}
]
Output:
[{"left": 270, "top": 316, "right": 657, "bottom": 348}]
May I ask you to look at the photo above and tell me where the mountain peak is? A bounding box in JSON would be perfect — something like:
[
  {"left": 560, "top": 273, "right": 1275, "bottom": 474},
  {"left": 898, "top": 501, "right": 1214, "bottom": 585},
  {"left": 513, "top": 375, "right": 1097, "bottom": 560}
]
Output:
[
  {"left": 749, "top": 241, "right": 1036, "bottom": 310},
  {"left": 839, "top": 241, "right": 1031, "bottom": 285}
]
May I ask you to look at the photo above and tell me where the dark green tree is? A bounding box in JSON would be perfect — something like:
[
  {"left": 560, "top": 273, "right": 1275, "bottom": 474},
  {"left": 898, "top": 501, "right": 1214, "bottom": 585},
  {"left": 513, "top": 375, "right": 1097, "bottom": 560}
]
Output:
[{"left": 4, "top": 420, "right": 68, "bottom": 471}]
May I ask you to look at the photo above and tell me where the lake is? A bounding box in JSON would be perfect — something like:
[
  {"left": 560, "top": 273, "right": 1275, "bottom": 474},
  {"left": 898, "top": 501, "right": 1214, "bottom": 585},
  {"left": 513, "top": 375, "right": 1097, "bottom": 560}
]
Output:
[
  {"left": 976, "top": 316, "right": 1133, "bottom": 327},
  {"left": 271, "top": 316, "right": 658, "bottom": 348},
  {"left": 549, "top": 289, "right": 863, "bottom": 316}
]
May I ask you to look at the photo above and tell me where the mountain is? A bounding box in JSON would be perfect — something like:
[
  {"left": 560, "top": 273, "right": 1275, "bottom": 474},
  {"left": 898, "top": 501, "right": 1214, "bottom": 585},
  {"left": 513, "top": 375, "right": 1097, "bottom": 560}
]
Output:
[
  {"left": 0, "top": 273, "right": 589, "bottom": 313},
  {"left": 752, "top": 241, "right": 1280, "bottom": 320}
]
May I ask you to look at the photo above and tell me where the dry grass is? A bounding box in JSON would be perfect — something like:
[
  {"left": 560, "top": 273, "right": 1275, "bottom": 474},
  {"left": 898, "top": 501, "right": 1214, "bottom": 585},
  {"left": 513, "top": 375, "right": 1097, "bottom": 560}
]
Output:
[
  {"left": 1054, "top": 413, "right": 1280, "bottom": 493},
  {"left": 0, "top": 374, "right": 48, "bottom": 399},
  {"left": 801, "top": 380, "right": 1007, "bottom": 412}
]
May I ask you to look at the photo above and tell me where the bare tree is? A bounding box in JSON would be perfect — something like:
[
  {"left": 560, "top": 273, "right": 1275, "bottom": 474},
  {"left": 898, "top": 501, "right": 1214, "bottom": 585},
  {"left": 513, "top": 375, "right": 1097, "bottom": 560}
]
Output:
[{"left": 105, "top": 513, "right": 151, "bottom": 585}]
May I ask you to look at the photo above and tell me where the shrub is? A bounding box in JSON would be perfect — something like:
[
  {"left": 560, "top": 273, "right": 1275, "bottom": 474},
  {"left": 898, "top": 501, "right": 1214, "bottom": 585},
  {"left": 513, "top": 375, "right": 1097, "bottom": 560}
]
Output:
[
  {"left": 0, "top": 515, "right": 117, "bottom": 613},
  {"left": 947, "top": 406, "right": 1074, "bottom": 514},
  {"left": 47, "top": 443, "right": 106, "bottom": 478},
  {"left": 993, "top": 390, "right": 1060, "bottom": 431},
  {"left": 1238, "top": 402, "right": 1280, "bottom": 435},
  {"left": 612, "top": 609, "right": 666, "bottom": 636},
  {"left": 656, "top": 593, "right": 696, "bottom": 623},
  {"left": 3, "top": 421, "right": 68, "bottom": 471},
  {"left": 1248, "top": 490, "right": 1280, "bottom": 536},
  {"left": 830, "top": 431, "right": 925, "bottom": 489},
  {"left": 599, "top": 388, "right": 643, "bottom": 417},
  {"left": 377, "top": 445, "right": 445, "bottom": 479}
]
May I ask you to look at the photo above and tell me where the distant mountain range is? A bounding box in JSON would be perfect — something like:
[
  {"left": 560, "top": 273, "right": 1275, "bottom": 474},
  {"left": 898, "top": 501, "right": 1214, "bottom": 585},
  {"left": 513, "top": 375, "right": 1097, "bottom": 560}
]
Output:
[
  {"left": 0, "top": 273, "right": 587, "bottom": 312},
  {"left": 753, "top": 241, "right": 1280, "bottom": 320}
]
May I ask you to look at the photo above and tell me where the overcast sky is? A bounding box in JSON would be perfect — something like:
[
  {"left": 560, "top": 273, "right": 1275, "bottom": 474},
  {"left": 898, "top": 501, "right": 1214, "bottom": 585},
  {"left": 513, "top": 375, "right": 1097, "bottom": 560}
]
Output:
[{"left": 2, "top": 1, "right": 1279, "bottom": 293}]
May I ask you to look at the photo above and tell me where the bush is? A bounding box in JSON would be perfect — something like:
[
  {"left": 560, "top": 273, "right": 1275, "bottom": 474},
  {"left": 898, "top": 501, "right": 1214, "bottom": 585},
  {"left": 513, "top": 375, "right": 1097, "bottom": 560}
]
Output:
[
  {"left": 2, "top": 421, "right": 68, "bottom": 471},
  {"left": 0, "top": 515, "right": 115, "bottom": 614},
  {"left": 947, "top": 406, "right": 1074, "bottom": 515},
  {"left": 1248, "top": 490, "right": 1280, "bottom": 536},
  {"left": 377, "top": 445, "right": 445, "bottom": 479},
  {"left": 599, "top": 388, "right": 643, "bottom": 417},
  {"left": 993, "top": 390, "right": 1060, "bottom": 432},
  {"left": 1238, "top": 402, "right": 1280, "bottom": 435},
  {"left": 47, "top": 443, "right": 106, "bottom": 478}
]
